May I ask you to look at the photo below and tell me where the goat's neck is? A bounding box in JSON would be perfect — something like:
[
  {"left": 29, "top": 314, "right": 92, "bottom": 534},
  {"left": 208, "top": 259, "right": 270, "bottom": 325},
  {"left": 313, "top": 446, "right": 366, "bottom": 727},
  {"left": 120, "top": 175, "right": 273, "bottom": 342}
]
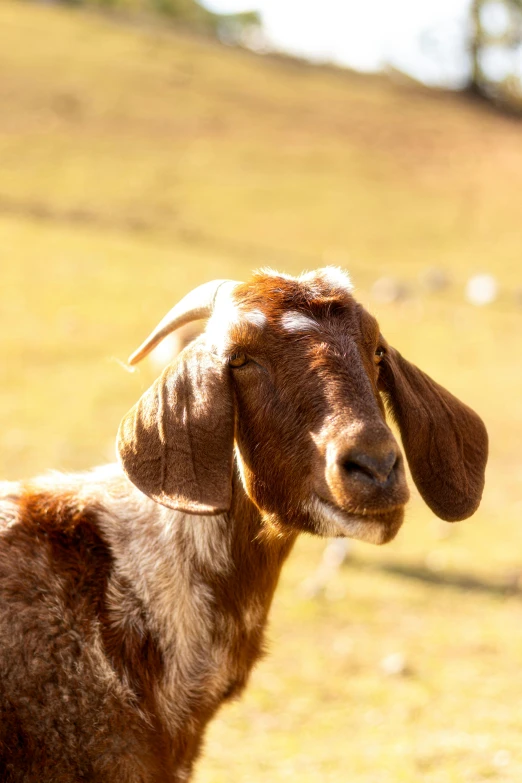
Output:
[
  {"left": 100, "top": 466, "right": 297, "bottom": 757},
  {"left": 222, "top": 470, "right": 298, "bottom": 613},
  {"left": 103, "top": 466, "right": 297, "bottom": 676},
  {"left": 109, "top": 469, "right": 295, "bottom": 598}
]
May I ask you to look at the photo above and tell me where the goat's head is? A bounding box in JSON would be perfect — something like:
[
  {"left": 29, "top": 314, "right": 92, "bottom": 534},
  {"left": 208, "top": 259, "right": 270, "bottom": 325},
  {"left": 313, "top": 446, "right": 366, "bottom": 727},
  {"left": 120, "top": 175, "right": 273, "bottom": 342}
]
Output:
[{"left": 118, "top": 268, "right": 488, "bottom": 545}]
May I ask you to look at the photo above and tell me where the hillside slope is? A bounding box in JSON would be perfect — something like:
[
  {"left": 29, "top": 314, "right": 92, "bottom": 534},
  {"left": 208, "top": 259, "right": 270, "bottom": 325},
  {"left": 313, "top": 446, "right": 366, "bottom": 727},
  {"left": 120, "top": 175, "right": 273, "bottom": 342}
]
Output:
[{"left": 1, "top": 0, "right": 522, "bottom": 282}]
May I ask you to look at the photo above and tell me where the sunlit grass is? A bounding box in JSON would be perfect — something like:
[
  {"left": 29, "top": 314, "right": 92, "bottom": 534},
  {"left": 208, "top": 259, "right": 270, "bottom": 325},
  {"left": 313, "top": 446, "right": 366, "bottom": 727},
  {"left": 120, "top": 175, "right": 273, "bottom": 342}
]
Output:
[{"left": 1, "top": 2, "right": 521, "bottom": 780}]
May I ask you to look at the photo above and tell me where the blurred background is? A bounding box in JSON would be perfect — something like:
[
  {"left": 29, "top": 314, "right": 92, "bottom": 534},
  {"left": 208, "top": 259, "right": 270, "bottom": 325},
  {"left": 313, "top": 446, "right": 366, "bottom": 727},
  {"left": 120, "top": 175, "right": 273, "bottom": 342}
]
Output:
[{"left": 1, "top": 0, "right": 522, "bottom": 780}]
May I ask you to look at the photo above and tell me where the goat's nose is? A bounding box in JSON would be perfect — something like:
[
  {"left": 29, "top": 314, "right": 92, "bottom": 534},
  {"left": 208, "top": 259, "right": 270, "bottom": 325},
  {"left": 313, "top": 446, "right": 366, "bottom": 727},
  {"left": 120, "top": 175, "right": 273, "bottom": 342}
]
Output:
[{"left": 340, "top": 447, "right": 400, "bottom": 485}]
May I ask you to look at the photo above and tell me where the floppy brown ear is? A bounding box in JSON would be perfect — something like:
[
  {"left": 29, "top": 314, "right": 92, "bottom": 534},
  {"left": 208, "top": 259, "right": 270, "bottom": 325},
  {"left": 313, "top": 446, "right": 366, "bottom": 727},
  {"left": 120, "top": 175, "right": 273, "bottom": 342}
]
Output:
[
  {"left": 117, "top": 341, "right": 234, "bottom": 514},
  {"left": 378, "top": 346, "right": 488, "bottom": 521}
]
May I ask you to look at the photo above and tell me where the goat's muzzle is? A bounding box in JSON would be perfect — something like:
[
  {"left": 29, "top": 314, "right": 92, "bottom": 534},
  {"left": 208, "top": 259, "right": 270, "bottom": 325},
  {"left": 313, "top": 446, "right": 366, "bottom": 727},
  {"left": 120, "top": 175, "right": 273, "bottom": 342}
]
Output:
[{"left": 311, "top": 423, "right": 410, "bottom": 543}]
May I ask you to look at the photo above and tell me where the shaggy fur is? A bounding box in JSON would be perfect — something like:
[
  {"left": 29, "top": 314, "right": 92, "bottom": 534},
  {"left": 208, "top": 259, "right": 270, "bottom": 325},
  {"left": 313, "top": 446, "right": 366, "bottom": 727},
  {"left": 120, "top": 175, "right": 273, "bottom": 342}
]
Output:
[{"left": 0, "top": 267, "right": 488, "bottom": 782}]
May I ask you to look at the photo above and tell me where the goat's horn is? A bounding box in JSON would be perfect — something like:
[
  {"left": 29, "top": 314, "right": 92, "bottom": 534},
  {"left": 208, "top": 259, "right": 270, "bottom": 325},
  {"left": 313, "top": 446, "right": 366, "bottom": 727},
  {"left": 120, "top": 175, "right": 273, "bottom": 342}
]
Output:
[{"left": 128, "top": 279, "right": 240, "bottom": 365}]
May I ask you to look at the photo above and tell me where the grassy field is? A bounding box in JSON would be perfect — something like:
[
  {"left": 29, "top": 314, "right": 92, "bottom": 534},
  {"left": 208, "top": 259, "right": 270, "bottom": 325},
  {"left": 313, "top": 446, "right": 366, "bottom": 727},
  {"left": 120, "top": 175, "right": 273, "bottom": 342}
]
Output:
[{"left": 1, "top": 2, "right": 522, "bottom": 780}]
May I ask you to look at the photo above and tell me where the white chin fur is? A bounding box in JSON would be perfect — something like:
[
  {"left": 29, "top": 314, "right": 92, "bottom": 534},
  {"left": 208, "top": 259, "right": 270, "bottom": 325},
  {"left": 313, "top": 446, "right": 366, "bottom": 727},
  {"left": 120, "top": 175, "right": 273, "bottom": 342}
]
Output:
[{"left": 305, "top": 496, "right": 400, "bottom": 545}]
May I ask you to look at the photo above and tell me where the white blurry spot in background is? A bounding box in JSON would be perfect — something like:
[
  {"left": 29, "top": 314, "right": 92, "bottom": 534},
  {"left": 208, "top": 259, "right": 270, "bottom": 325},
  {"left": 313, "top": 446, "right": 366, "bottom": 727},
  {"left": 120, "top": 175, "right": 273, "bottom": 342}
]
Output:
[
  {"left": 371, "top": 276, "right": 410, "bottom": 304},
  {"left": 492, "top": 749, "right": 512, "bottom": 769},
  {"left": 419, "top": 266, "right": 451, "bottom": 293},
  {"left": 379, "top": 651, "right": 410, "bottom": 677},
  {"left": 465, "top": 274, "right": 498, "bottom": 306},
  {"left": 300, "top": 538, "right": 352, "bottom": 598},
  {"left": 322, "top": 538, "right": 351, "bottom": 570}
]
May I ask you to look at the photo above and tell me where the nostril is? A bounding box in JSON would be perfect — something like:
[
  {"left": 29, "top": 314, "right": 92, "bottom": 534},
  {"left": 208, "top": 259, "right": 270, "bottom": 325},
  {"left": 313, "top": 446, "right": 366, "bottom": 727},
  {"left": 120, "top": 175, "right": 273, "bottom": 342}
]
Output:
[
  {"left": 343, "top": 460, "right": 375, "bottom": 481},
  {"left": 342, "top": 449, "right": 399, "bottom": 484}
]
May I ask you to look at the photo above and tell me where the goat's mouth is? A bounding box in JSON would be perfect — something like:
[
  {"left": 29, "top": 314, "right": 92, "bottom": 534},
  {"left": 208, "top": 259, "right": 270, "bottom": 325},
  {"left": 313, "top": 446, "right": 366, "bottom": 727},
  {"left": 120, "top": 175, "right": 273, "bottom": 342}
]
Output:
[{"left": 307, "top": 495, "right": 404, "bottom": 545}]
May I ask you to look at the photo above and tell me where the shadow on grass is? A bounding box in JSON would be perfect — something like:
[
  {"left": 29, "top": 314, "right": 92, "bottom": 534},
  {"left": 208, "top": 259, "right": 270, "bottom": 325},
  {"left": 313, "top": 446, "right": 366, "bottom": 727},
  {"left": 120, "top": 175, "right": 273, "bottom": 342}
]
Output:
[{"left": 349, "top": 557, "right": 521, "bottom": 597}]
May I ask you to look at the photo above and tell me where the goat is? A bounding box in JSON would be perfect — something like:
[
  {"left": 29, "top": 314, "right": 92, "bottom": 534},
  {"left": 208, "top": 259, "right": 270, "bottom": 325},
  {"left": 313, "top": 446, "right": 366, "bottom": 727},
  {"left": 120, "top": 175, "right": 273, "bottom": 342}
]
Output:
[{"left": 0, "top": 267, "right": 488, "bottom": 783}]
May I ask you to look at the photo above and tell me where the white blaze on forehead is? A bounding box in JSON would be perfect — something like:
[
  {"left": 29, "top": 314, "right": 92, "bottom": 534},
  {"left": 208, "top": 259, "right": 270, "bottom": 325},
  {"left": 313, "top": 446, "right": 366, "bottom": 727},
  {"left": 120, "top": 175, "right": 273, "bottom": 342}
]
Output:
[
  {"left": 243, "top": 309, "right": 267, "bottom": 328},
  {"left": 280, "top": 311, "right": 320, "bottom": 333},
  {"left": 204, "top": 267, "right": 353, "bottom": 347}
]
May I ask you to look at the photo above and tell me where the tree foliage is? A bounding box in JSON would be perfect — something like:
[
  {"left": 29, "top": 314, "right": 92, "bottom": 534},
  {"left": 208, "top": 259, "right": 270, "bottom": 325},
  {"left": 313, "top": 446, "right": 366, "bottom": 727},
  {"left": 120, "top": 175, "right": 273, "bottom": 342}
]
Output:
[
  {"left": 46, "top": 0, "right": 260, "bottom": 40},
  {"left": 470, "top": 0, "right": 522, "bottom": 112}
]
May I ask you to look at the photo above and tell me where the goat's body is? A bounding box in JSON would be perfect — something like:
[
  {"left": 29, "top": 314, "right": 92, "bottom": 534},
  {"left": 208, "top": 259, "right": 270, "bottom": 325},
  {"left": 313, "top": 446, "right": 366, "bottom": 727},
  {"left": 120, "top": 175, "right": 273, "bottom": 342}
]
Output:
[
  {"left": 0, "top": 466, "right": 295, "bottom": 782},
  {"left": 0, "top": 268, "right": 488, "bottom": 780}
]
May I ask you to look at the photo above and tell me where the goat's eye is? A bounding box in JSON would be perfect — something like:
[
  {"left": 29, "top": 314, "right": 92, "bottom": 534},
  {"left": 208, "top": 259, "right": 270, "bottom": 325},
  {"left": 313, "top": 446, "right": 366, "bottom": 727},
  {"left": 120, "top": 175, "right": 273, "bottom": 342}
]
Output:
[
  {"left": 374, "top": 348, "right": 385, "bottom": 365},
  {"left": 229, "top": 352, "right": 248, "bottom": 368}
]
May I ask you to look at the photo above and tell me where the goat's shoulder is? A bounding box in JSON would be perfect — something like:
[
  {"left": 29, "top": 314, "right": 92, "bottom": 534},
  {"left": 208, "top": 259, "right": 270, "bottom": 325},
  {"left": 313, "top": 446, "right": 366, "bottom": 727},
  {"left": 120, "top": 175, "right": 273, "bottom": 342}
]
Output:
[
  {"left": 0, "top": 463, "right": 157, "bottom": 620},
  {"left": 0, "top": 466, "right": 171, "bottom": 781},
  {"left": 0, "top": 465, "right": 122, "bottom": 636},
  {"left": 0, "top": 462, "right": 152, "bottom": 528}
]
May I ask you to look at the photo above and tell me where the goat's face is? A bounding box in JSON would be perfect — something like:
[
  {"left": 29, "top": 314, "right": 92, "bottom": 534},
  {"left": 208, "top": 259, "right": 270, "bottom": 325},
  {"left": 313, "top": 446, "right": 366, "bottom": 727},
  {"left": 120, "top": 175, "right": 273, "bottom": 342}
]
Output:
[
  {"left": 218, "top": 270, "right": 407, "bottom": 544},
  {"left": 118, "top": 268, "right": 488, "bottom": 545}
]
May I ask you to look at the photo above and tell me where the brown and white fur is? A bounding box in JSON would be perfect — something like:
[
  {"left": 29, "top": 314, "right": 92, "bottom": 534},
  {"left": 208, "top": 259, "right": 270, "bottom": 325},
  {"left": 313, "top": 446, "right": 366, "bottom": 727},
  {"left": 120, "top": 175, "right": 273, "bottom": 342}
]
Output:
[{"left": 0, "top": 268, "right": 488, "bottom": 782}]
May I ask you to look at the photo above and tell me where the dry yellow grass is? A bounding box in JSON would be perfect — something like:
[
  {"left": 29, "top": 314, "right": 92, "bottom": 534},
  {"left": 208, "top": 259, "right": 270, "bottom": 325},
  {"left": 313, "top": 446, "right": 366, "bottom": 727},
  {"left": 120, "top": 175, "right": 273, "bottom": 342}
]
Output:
[{"left": 1, "top": 3, "right": 522, "bottom": 781}]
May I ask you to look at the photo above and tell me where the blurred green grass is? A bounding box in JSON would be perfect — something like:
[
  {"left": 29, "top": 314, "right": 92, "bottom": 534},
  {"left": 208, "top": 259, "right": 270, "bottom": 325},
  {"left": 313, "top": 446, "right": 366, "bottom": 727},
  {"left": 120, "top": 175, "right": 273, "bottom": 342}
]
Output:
[{"left": 1, "top": 2, "right": 522, "bottom": 781}]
